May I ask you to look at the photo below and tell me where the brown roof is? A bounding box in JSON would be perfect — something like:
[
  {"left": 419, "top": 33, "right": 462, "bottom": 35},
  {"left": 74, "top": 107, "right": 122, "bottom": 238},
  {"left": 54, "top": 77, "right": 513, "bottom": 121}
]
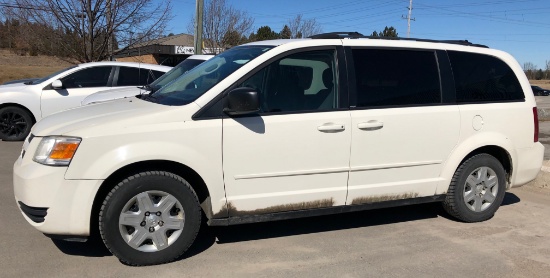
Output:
[{"left": 131, "top": 33, "right": 194, "bottom": 48}]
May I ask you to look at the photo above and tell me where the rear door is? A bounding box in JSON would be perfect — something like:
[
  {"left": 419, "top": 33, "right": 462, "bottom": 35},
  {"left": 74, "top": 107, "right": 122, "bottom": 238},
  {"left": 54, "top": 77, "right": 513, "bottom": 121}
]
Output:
[{"left": 345, "top": 45, "right": 460, "bottom": 205}]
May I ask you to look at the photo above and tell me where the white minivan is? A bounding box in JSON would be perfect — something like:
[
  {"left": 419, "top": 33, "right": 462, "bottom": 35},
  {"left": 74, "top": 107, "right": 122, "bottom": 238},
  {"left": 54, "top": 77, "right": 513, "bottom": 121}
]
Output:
[{"left": 14, "top": 33, "right": 544, "bottom": 266}]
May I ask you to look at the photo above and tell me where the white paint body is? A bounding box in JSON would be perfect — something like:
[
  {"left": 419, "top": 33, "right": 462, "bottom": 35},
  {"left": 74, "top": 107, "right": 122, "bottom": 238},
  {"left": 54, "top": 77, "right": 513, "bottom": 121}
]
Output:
[
  {"left": 13, "top": 38, "right": 544, "bottom": 236},
  {"left": 0, "top": 61, "right": 171, "bottom": 122}
]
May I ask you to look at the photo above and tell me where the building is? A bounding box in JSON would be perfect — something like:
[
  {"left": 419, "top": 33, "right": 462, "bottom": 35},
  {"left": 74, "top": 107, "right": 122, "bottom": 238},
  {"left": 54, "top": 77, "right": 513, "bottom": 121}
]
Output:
[{"left": 114, "top": 33, "right": 209, "bottom": 67}]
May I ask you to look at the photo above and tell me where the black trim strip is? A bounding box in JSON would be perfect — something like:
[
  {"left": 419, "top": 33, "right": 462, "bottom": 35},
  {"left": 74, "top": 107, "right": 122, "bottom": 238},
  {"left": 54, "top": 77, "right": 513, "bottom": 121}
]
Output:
[
  {"left": 18, "top": 201, "right": 48, "bottom": 223},
  {"left": 208, "top": 194, "right": 446, "bottom": 226}
]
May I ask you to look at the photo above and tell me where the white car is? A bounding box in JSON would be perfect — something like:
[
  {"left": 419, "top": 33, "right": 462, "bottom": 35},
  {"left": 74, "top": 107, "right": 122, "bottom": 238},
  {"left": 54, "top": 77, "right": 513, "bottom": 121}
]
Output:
[
  {"left": 14, "top": 33, "right": 544, "bottom": 266},
  {"left": 82, "top": 55, "right": 213, "bottom": 105},
  {"left": 0, "top": 61, "right": 171, "bottom": 141}
]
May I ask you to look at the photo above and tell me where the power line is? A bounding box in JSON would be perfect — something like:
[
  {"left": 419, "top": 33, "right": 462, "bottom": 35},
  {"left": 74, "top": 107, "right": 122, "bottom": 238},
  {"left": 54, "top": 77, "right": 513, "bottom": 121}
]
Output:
[{"left": 0, "top": 2, "right": 49, "bottom": 12}]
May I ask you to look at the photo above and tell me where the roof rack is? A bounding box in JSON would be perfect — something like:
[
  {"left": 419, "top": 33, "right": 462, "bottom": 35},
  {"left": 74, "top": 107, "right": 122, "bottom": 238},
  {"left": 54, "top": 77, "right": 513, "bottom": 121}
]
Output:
[{"left": 308, "top": 32, "right": 488, "bottom": 48}]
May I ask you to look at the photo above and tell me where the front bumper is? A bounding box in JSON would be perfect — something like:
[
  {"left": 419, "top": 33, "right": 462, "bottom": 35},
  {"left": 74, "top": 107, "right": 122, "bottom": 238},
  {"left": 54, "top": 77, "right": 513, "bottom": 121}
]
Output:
[{"left": 13, "top": 154, "right": 103, "bottom": 236}]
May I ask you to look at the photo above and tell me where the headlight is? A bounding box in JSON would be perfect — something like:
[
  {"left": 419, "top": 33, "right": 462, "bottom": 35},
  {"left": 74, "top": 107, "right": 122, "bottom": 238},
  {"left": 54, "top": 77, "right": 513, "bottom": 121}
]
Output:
[{"left": 33, "top": 137, "right": 81, "bottom": 166}]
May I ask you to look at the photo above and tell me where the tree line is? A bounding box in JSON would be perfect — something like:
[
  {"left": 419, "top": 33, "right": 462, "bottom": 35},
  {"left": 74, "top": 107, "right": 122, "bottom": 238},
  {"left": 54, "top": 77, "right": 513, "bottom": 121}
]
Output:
[
  {"left": 524, "top": 61, "right": 550, "bottom": 80},
  {"left": 1, "top": 0, "right": 398, "bottom": 62}
]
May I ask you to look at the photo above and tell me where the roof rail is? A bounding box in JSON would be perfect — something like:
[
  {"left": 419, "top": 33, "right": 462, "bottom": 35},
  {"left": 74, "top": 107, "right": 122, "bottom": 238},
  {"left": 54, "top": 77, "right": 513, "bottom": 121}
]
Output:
[{"left": 308, "top": 32, "right": 488, "bottom": 48}]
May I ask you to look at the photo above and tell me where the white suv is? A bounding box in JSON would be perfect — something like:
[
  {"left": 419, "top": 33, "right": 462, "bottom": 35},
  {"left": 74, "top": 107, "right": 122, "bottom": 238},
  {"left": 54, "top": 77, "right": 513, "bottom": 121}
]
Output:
[{"left": 14, "top": 33, "right": 544, "bottom": 265}]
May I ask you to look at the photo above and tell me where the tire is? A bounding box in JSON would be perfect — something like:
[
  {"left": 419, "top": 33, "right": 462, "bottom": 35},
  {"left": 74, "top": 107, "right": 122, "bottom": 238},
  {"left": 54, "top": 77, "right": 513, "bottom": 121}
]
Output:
[
  {"left": 443, "top": 154, "right": 506, "bottom": 223},
  {"left": 99, "top": 171, "right": 201, "bottom": 266},
  {"left": 0, "top": 106, "right": 33, "bottom": 141}
]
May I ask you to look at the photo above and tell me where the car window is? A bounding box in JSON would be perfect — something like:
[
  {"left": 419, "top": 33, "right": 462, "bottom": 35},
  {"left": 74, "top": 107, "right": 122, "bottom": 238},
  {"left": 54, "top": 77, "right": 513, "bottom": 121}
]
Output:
[
  {"left": 352, "top": 48, "right": 441, "bottom": 108},
  {"left": 33, "top": 66, "right": 78, "bottom": 85},
  {"left": 149, "top": 59, "right": 206, "bottom": 91},
  {"left": 237, "top": 49, "right": 338, "bottom": 113},
  {"left": 60, "top": 66, "right": 112, "bottom": 89},
  {"left": 117, "top": 67, "right": 161, "bottom": 86},
  {"left": 448, "top": 51, "right": 524, "bottom": 102},
  {"left": 149, "top": 45, "right": 273, "bottom": 106}
]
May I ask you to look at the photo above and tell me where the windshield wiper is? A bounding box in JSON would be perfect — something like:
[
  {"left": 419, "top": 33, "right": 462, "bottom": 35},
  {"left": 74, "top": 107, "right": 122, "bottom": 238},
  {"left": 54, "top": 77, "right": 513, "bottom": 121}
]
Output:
[{"left": 141, "top": 93, "right": 158, "bottom": 103}]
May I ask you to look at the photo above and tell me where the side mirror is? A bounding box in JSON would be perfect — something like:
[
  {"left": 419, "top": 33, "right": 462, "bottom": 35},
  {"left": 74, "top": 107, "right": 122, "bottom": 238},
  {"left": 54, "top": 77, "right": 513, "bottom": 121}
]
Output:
[
  {"left": 223, "top": 87, "right": 260, "bottom": 116},
  {"left": 51, "top": 80, "right": 63, "bottom": 89}
]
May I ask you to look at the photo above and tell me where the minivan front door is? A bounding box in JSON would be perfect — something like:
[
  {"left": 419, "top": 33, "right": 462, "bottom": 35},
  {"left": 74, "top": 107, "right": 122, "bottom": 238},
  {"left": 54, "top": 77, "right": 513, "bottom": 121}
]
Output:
[{"left": 222, "top": 48, "right": 351, "bottom": 217}]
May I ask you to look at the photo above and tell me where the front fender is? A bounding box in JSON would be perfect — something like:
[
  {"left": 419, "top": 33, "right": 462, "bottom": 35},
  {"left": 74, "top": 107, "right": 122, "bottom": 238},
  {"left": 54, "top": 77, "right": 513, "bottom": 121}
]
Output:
[{"left": 64, "top": 129, "right": 225, "bottom": 213}]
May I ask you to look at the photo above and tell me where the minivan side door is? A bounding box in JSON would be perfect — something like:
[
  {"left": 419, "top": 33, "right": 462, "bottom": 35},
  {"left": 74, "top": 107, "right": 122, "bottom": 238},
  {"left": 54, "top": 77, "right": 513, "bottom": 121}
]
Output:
[
  {"left": 345, "top": 45, "right": 460, "bottom": 204},
  {"left": 221, "top": 47, "right": 352, "bottom": 216}
]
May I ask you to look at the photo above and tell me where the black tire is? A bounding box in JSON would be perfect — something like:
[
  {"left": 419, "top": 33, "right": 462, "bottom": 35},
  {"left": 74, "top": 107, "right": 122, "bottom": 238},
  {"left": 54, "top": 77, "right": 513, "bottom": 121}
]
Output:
[
  {"left": 0, "top": 106, "right": 33, "bottom": 141},
  {"left": 443, "top": 154, "right": 506, "bottom": 222},
  {"left": 99, "top": 171, "right": 201, "bottom": 266}
]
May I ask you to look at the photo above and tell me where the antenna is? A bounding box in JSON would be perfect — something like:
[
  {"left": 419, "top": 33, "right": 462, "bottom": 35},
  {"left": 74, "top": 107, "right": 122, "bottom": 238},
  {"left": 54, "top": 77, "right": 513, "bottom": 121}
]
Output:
[{"left": 401, "top": 0, "right": 415, "bottom": 38}]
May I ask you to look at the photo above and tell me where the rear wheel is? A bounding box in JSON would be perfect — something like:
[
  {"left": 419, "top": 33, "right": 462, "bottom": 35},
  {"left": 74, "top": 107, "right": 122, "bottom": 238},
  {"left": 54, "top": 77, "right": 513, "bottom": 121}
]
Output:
[
  {"left": 443, "top": 154, "right": 506, "bottom": 222},
  {"left": 0, "top": 106, "right": 33, "bottom": 141},
  {"left": 99, "top": 171, "right": 201, "bottom": 266}
]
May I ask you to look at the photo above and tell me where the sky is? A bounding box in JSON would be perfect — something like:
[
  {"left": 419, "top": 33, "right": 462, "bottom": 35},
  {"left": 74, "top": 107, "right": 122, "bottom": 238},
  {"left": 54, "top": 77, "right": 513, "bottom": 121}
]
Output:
[{"left": 170, "top": 0, "right": 550, "bottom": 69}]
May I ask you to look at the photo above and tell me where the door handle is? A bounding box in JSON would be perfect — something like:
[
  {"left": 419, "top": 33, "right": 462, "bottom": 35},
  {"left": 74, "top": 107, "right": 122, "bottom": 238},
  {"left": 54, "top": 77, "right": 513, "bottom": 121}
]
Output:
[
  {"left": 357, "top": 121, "right": 384, "bottom": 130},
  {"left": 317, "top": 123, "right": 345, "bottom": 133}
]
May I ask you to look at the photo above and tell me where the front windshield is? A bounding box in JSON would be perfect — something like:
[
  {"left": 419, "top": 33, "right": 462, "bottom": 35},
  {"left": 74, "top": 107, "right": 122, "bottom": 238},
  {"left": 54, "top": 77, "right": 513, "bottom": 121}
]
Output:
[
  {"left": 148, "top": 58, "right": 207, "bottom": 91},
  {"left": 32, "top": 65, "right": 78, "bottom": 85},
  {"left": 147, "top": 45, "right": 273, "bottom": 106}
]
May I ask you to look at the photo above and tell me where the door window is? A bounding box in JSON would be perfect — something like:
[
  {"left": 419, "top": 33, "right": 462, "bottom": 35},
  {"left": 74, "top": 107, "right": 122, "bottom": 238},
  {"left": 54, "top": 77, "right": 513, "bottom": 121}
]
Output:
[
  {"left": 238, "top": 49, "right": 338, "bottom": 113},
  {"left": 60, "top": 66, "right": 112, "bottom": 88},
  {"left": 117, "top": 67, "right": 162, "bottom": 86},
  {"left": 352, "top": 49, "right": 441, "bottom": 107}
]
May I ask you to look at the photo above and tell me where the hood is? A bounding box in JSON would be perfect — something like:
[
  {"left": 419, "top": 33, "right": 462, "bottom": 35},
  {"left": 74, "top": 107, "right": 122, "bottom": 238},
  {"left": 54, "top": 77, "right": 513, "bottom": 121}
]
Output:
[
  {"left": 0, "top": 83, "right": 29, "bottom": 90},
  {"left": 31, "top": 97, "right": 197, "bottom": 137},
  {"left": 81, "top": 86, "right": 147, "bottom": 105}
]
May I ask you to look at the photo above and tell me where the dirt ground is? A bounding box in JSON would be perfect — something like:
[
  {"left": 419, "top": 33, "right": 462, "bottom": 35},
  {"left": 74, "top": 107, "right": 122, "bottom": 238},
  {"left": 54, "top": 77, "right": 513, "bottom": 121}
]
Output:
[
  {"left": 530, "top": 79, "right": 550, "bottom": 89},
  {"left": 0, "top": 49, "right": 74, "bottom": 84}
]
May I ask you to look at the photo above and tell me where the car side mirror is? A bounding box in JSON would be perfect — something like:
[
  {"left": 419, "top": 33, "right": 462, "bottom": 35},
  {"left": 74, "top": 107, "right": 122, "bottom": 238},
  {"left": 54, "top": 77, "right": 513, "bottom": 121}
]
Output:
[
  {"left": 51, "top": 80, "right": 63, "bottom": 89},
  {"left": 223, "top": 87, "right": 260, "bottom": 116}
]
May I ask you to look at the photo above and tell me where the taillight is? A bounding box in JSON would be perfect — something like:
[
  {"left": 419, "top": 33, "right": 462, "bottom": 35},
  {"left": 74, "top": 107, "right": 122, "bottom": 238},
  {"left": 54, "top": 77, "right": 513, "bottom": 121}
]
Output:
[{"left": 533, "top": 107, "right": 539, "bottom": 142}]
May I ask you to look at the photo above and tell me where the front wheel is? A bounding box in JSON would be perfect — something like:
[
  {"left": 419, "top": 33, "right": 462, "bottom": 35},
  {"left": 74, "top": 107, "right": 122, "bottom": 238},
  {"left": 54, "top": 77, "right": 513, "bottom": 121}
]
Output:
[
  {"left": 443, "top": 154, "right": 506, "bottom": 222},
  {"left": 99, "top": 171, "right": 201, "bottom": 266},
  {"left": 0, "top": 106, "right": 33, "bottom": 141}
]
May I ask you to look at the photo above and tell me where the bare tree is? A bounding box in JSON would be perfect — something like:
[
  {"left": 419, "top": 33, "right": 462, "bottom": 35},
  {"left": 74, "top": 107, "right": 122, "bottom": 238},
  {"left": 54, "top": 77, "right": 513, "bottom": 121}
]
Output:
[
  {"left": 201, "top": 0, "right": 253, "bottom": 52},
  {"left": 11, "top": 0, "right": 172, "bottom": 62},
  {"left": 288, "top": 14, "right": 322, "bottom": 38},
  {"left": 523, "top": 62, "right": 537, "bottom": 80}
]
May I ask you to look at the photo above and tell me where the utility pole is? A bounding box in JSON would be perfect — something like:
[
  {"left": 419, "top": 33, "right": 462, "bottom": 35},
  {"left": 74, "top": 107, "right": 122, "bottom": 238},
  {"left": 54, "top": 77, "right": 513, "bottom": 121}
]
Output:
[
  {"left": 402, "top": 0, "right": 415, "bottom": 38},
  {"left": 194, "top": 0, "right": 204, "bottom": 55}
]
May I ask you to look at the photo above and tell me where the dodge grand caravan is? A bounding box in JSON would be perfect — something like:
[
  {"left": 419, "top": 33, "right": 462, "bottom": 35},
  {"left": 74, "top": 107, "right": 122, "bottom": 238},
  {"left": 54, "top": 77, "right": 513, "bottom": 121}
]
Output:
[{"left": 14, "top": 32, "right": 544, "bottom": 265}]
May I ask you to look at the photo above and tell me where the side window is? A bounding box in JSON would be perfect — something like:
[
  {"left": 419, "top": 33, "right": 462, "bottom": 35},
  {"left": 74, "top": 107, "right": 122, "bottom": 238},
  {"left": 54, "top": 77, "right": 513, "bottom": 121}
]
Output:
[
  {"left": 352, "top": 49, "right": 441, "bottom": 107},
  {"left": 448, "top": 51, "right": 524, "bottom": 102},
  {"left": 237, "top": 49, "right": 338, "bottom": 113},
  {"left": 118, "top": 67, "right": 142, "bottom": 86},
  {"left": 60, "top": 66, "right": 112, "bottom": 89},
  {"left": 150, "top": 70, "right": 165, "bottom": 80}
]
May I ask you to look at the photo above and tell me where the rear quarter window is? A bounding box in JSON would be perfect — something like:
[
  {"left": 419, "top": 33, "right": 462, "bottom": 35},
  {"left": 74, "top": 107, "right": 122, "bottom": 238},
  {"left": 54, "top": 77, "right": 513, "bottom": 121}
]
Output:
[{"left": 448, "top": 51, "right": 524, "bottom": 103}]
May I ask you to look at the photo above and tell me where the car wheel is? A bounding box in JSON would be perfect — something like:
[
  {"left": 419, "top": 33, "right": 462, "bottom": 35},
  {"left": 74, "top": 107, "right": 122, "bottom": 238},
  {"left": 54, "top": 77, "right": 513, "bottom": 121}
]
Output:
[
  {"left": 99, "top": 171, "right": 201, "bottom": 266},
  {"left": 0, "top": 106, "right": 33, "bottom": 141},
  {"left": 443, "top": 154, "right": 506, "bottom": 222}
]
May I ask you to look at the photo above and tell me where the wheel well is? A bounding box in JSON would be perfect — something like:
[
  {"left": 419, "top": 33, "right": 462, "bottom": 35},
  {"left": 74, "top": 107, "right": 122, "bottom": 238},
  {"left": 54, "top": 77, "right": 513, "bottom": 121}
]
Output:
[
  {"left": 460, "top": 145, "right": 512, "bottom": 185},
  {"left": 0, "top": 103, "right": 37, "bottom": 124},
  {"left": 89, "top": 160, "right": 211, "bottom": 237}
]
